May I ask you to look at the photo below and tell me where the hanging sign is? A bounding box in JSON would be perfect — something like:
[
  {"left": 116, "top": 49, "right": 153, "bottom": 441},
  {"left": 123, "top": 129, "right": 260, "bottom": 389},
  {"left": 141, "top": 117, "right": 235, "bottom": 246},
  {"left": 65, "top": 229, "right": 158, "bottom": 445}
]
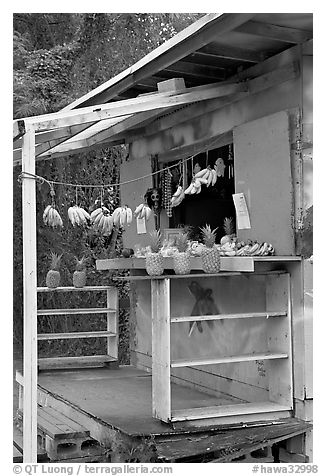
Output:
[
  {"left": 136, "top": 217, "right": 147, "bottom": 234},
  {"left": 232, "top": 192, "right": 251, "bottom": 229}
]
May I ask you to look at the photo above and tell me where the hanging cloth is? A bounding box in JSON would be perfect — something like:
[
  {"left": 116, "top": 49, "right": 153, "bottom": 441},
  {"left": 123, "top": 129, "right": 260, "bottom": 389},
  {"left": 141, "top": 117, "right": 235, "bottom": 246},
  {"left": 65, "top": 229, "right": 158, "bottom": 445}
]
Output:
[{"left": 162, "top": 169, "right": 173, "bottom": 218}]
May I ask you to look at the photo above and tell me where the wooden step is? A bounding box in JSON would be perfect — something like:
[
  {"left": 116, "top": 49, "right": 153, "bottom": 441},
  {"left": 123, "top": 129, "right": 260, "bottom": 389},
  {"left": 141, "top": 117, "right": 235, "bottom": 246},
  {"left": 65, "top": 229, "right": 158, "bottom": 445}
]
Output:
[
  {"left": 171, "top": 311, "right": 287, "bottom": 323},
  {"left": 13, "top": 423, "right": 48, "bottom": 462},
  {"left": 17, "top": 406, "right": 90, "bottom": 439},
  {"left": 171, "top": 401, "right": 291, "bottom": 422},
  {"left": 37, "top": 307, "right": 116, "bottom": 316},
  {"left": 38, "top": 330, "right": 116, "bottom": 340},
  {"left": 38, "top": 354, "right": 117, "bottom": 370},
  {"left": 171, "top": 351, "right": 288, "bottom": 368}
]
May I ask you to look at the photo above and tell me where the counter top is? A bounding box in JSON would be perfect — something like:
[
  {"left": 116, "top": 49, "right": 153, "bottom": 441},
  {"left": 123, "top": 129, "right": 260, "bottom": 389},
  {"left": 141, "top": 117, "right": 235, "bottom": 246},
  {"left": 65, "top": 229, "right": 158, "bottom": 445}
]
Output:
[{"left": 96, "top": 256, "right": 301, "bottom": 273}]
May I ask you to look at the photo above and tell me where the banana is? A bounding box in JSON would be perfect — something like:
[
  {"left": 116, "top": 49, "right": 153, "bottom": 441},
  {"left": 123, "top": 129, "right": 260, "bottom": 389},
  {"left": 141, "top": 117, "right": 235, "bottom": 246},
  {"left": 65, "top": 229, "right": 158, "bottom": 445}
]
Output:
[
  {"left": 184, "top": 182, "right": 194, "bottom": 194},
  {"left": 194, "top": 168, "right": 208, "bottom": 179},
  {"left": 68, "top": 206, "right": 76, "bottom": 226},
  {"left": 143, "top": 206, "right": 151, "bottom": 220},
  {"left": 119, "top": 207, "right": 127, "bottom": 227},
  {"left": 52, "top": 209, "right": 63, "bottom": 228},
  {"left": 79, "top": 207, "right": 91, "bottom": 222},
  {"left": 197, "top": 177, "right": 208, "bottom": 185},
  {"left": 257, "top": 242, "right": 268, "bottom": 256},
  {"left": 195, "top": 184, "right": 201, "bottom": 194},
  {"left": 191, "top": 184, "right": 198, "bottom": 194},
  {"left": 171, "top": 193, "right": 184, "bottom": 207},
  {"left": 90, "top": 208, "right": 102, "bottom": 222},
  {"left": 225, "top": 250, "right": 236, "bottom": 256},
  {"left": 73, "top": 206, "right": 81, "bottom": 226},
  {"left": 202, "top": 169, "right": 211, "bottom": 181},
  {"left": 93, "top": 210, "right": 104, "bottom": 226},
  {"left": 173, "top": 185, "right": 183, "bottom": 198},
  {"left": 98, "top": 213, "right": 106, "bottom": 232},
  {"left": 239, "top": 245, "right": 251, "bottom": 256},
  {"left": 126, "top": 207, "right": 132, "bottom": 225},
  {"left": 43, "top": 205, "right": 52, "bottom": 224},
  {"left": 134, "top": 203, "right": 144, "bottom": 216},
  {"left": 75, "top": 207, "right": 85, "bottom": 225},
  {"left": 246, "top": 243, "right": 260, "bottom": 255},
  {"left": 112, "top": 207, "right": 121, "bottom": 225},
  {"left": 194, "top": 178, "right": 201, "bottom": 188},
  {"left": 206, "top": 169, "right": 213, "bottom": 186},
  {"left": 211, "top": 169, "right": 217, "bottom": 186},
  {"left": 107, "top": 215, "right": 113, "bottom": 234}
]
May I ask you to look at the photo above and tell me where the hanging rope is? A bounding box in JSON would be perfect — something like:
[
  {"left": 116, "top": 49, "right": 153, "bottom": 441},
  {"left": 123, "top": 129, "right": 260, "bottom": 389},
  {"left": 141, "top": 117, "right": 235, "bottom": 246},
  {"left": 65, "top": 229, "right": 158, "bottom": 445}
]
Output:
[{"left": 18, "top": 133, "right": 230, "bottom": 190}]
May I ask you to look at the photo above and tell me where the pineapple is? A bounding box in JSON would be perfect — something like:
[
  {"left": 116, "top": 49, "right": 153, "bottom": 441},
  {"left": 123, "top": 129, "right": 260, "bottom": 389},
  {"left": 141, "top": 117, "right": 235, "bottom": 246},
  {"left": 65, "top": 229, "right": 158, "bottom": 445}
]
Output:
[
  {"left": 73, "top": 256, "right": 87, "bottom": 288},
  {"left": 46, "top": 252, "right": 62, "bottom": 288},
  {"left": 145, "top": 230, "right": 164, "bottom": 276},
  {"left": 200, "top": 224, "right": 220, "bottom": 273},
  {"left": 173, "top": 233, "right": 191, "bottom": 275},
  {"left": 220, "top": 217, "right": 235, "bottom": 245}
]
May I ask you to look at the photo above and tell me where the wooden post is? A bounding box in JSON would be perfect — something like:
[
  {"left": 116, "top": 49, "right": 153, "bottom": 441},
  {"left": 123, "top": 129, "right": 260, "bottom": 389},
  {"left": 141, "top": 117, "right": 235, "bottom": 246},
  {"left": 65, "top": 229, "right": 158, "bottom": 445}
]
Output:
[
  {"left": 21, "top": 123, "right": 38, "bottom": 462},
  {"left": 151, "top": 278, "right": 171, "bottom": 422},
  {"left": 107, "top": 286, "right": 118, "bottom": 360}
]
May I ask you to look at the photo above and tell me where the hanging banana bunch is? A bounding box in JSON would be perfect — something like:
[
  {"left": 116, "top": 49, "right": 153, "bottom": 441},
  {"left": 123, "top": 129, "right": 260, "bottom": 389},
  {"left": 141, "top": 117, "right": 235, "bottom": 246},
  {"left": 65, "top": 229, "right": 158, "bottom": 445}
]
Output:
[
  {"left": 112, "top": 205, "right": 133, "bottom": 228},
  {"left": 68, "top": 187, "right": 91, "bottom": 227},
  {"left": 43, "top": 182, "right": 63, "bottom": 229}
]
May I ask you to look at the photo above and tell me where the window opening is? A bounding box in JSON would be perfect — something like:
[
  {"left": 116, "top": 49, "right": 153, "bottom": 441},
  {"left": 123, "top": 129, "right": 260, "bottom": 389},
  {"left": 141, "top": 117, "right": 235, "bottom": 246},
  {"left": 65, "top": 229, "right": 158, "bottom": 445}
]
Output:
[{"left": 166, "top": 143, "right": 235, "bottom": 242}]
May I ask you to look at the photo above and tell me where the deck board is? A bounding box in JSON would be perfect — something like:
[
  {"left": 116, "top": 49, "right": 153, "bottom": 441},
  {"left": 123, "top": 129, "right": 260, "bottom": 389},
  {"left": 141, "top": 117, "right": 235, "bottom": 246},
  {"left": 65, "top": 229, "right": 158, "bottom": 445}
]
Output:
[{"left": 37, "top": 366, "right": 238, "bottom": 435}]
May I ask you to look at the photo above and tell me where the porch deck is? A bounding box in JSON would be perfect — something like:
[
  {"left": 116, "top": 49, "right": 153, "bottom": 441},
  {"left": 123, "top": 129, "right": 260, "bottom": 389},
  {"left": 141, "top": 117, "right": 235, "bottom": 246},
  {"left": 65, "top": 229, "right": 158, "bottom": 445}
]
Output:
[
  {"left": 16, "top": 365, "right": 312, "bottom": 462},
  {"left": 36, "top": 365, "right": 237, "bottom": 436}
]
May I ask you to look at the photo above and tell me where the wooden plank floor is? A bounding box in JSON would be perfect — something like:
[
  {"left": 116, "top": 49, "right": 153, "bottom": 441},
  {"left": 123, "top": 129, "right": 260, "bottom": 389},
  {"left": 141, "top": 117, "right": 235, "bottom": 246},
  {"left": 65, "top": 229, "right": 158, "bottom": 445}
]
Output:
[{"left": 37, "top": 366, "right": 239, "bottom": 436}]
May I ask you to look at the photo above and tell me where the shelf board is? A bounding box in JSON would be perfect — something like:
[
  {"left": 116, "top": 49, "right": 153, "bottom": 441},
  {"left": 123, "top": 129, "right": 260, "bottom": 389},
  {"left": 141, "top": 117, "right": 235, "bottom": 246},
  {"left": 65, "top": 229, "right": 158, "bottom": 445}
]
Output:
[
  {"left": 113, "top": 272, "right": 242, "bottom": 281},
  {"left": 171, "top": 311, "right": 287, "bottom": 323},
  {"left": 171, "top": 401, "right": 291, "bottom": 422},
  {"left": 171, "top": 351, "right": 288, "bottom": 368},
  {"left": 97, "top": 256, "right": 254, "bottom": 272},
  {"left": 37, "top": 286, "right": 113, "bottom": 292},
  {"left": 37, "top": 330, "right": 116, "bottom": 340},
  {"left": 37, "top": 307, "right": 116, "bottom": 316}
]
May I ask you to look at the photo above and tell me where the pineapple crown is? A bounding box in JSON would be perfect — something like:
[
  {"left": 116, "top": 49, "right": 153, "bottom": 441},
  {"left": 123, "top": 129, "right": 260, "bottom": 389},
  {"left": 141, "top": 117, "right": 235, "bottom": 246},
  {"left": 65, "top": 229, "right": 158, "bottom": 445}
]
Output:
[
  {"left": 175, "top": 232, "right": 189, "bottom": 253},
  {"left": 50, "top": 252, "right": 62, "bottom": 270},
  {"left": 223, "top": 217, "right": 235, "bottom": 236},
  {"left": 149, "top": 229, "right": 162, "bottom": 253},
  {"left": 75, "top": 256, "right": 87, "bottom": 271},
  {"left": 200, "top": 224, "right": 218, "bottom": 248}
]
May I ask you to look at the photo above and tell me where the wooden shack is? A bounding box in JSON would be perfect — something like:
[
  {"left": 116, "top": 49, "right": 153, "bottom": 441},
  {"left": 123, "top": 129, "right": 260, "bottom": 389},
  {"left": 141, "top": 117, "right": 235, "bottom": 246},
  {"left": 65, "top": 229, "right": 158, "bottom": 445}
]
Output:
[{"left": 13, "top": 13, "right": 313, "bottom": 463}]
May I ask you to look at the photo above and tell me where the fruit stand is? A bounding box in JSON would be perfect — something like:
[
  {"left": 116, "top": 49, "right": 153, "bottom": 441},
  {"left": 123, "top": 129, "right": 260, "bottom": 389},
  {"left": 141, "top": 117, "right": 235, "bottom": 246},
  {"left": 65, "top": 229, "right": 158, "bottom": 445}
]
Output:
[{"left": 13, "top": 13, "right": 313, "bottom": 463}]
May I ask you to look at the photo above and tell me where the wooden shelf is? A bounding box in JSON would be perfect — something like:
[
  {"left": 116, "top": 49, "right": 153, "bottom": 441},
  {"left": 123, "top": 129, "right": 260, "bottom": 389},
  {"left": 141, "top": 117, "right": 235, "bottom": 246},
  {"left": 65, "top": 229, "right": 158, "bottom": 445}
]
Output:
[
  {"left": 171, "top": 311, "right": 287, "bottom": 323},
  {"left": 114, "top": 272, "right": 242, "bottom": 281},
  {"left": 37, "top": 330, "right": 116, "bottom": 340},
  {"left": 37, "top": 286, "right": 114, "bottom": 292},
  {"left": 171, "top": 401, "right": 291, "bottom": 422},
  {"left": 171, "top": 351, "right": 288, "bottom": 368},
  {"left": 37, "top": 307, "right": 116, "bottom": 316},
  {"left": 97, "top": 256, "right": 254, "bottom": 272}
]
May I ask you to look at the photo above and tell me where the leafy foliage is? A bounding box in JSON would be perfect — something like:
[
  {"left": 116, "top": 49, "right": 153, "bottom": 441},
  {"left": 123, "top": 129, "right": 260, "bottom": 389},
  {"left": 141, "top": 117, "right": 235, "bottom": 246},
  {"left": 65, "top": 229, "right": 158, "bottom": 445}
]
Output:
[{"left": 13, "top": 13, "right": 202, "bottom": 360}]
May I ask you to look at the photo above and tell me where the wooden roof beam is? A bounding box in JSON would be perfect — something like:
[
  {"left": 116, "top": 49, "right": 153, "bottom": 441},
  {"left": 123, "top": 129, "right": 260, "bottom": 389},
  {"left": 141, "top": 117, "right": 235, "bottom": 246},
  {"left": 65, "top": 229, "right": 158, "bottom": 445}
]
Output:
[
  {"left": 196, "top": 43, "right": 265, "bottom": 63},
  {"left": 236, "top": 20, "right": 312, "bottom": 44},
  {"left": 28, "top": 81, "right": 248, "bottom": 133},
  {"left": 164, "top": 61, "right": 226, "bottom": 80},
  {"left": 14, "top": 123, "right": 98, "bottom": 150},
  {"left": 62, "top": 13, "right": 255, "bottom": 109}
]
